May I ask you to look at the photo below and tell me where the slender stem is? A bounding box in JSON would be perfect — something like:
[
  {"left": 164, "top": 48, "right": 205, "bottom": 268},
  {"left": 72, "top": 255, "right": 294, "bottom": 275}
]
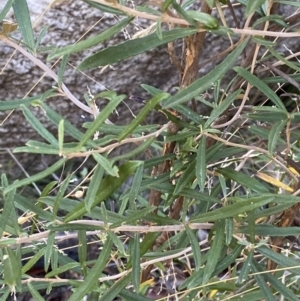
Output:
[{"left": 0, "top": 35, "right": 95, "bottom": 116}]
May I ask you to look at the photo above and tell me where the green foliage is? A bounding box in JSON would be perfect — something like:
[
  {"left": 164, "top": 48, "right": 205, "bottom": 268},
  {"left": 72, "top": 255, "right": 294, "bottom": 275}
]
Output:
[{"left": 1, "top": 0, "right": 300, "bottom": 300}]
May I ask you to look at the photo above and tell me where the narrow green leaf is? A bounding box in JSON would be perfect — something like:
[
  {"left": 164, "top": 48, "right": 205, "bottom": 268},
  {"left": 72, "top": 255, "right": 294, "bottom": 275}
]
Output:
[
  {"left": 216, "top": 168, "right": 269, "bottom": 193},
  {"left": 0, "top": 94, "right": 51, "bottom": 110},
  {"left": 110, "top": 207, "right": 155, "bottom": 229},
  {"left": 84, "top": 0, "right": 126, "bottom": 15},
  {"left": 127, "top": 164, "right": 144, "bottom": 209},
  {"left": 12, "top": 0, "right": 35, "bottom": 51},
  {"left": 98, "top": 273, "right": 132, "bottom": 301},
  {"left": 118, "top": 93, "right": 169, "bottom": 140},
  {"left": 172, "top": 1, "right": 197, "bottom": 26},
  {"left": 186, "top": 10, "right": 219, "bottom": 29},
  {"left": 21, "top": 104, "right": 58, "bottom": 146},
  {"left": 211, "top": 244, "right": 244, "bottom": 281},
  {"left": 106, "top": 231, "right": 126, "bottom": 255},
  {"left": 50, "top": 223, "right": 101, "bottom": 232},
  {"left": 190, "top": 195, "right": 275, "bottom": 223},
  {"left": 252, "top": 14, "right": 287, "bottom": 29},
  {"left": 205, "top": 0, "right": 215, "bottom": 8},
  {"left": 225, "top": 218, "right": 233, "bottom": 245},
  {"left": 48, "top": 17, "right": 132, "bottom": 60},
  {"left": 127, "top": 232, "right": 160, "bottom": 269},
  {"left": 57, "top": 55, "right": 69, "bottom": 88},
  {"left": 22, "top": 248, "right": 45, "bottom": 274},
  {"left": 45, "top": 262, "right": 80, "bottom": 278},
  {"left": 44, "top": 231, "right": 55, "bottom": 271},
  {"left": 196, "top": 136, "right": 206, "bottom": 192},
  {"left": 247, "top": 210, "right": 256, "bottom": 244},
  {"left": 0, "top": 185, "right": 16, "bottom": 238},
  {"left": 162, "top": 0, "right": 174, "bottom": 12},
  {"left": 3, "top": 247, "right": 22, "bottom": 291},
  {"left": 156, "top": 17, "right": 163, "bottom": 40},
  {"left": 202, "top": 220, "right": 225, "bottom": 284},
  {"left": 238, "top": 250, "right": 254, "bottom": 283},
  {"left": 268, "top": 120, "right": 287, "bottom": 154},
  {"left": 162, "top": 39, "right": 248, "bottom": 108},
  {"left": 185, "top": 225, "right": 201, "bottom": 271},
  {"left": 0, "top": 289, "right": 10, "bottom": 301},
  {"left": 4, "top": 158, "right": 67, "bottom": 195},
  {"left": 258, "top": 245, "right": 300, "bottom": 275},
  {"left": 0, "top": 0, "right": 15, "bottom": 23},
  {"left": 14, "top": 194, "right": 54, "bottom": 222},
  {"left": 112, "top": 137, "right": 155, "bottom": 162},
  {"left": 78, "top": 28, "right": 198, "bottom": 70},
  {"left": 84, "top": 164, "right": 104, "bottom": 213},
  {"left": 40, "top": 181, "right": 58, "bottom": 197},
  {"left": 218, "top": 174, "right": 227, "bottom": 200},
  {"left": 252, "top": 264, "right": 276, "bottom": 301},
  {"left": 53, "top": 174, "right": 72, "bottom": 219},
  {"left": 28, "top": 282, "right": 45, "bottom": 301},
  {"left": 65, "top": 161, "right": 141, "bottom": 222},
  {"left": 13, "top": 145, "right": 59, "bottom": 155},
  {"left": 267, "top": 45, "right": 300, "bottom": 73},
  {"left": 78, "top": 230, "right": 87, "bottom": 276},
  {"left": 239, "top": 224, "right": 300, "bottom": 237},
  {"left": 174, "top": 158, "right": 196, "bottom": 196},
  {"left": 245, "top": 0, "right": 266, "bottom": 16},
  {"left": 35, "top": 25, "right": 49, "bottom": 49},
  {"left": 68, "top": 237, "right": 113, "bottom": 301},
  {"left": 132, "top": 233, "right": 141, "bottom": 292},
  {"left": 247, "top": 111, "right": 287, "bottom": 123},
  {"left": 205, "top": 89, "right": 242, "bottom": 127},
  {"left": 58, "top": 119, "right": 64, "bottom": 156},
  {"left": 233, "top": 66, "right": 287, "bottom": 111},
  {"left": 78, "top": 93, "right": 125, "bottom": 147},
  {"left": 259, "top": 262, "right": 300, "bottom": 301},
  {"left": 92, "top": 153, "right": 118, "bottom": 177}
]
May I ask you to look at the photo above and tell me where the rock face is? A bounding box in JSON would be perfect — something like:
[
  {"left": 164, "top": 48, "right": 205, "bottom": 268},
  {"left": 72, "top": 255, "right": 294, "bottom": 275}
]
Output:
[{"left": 0, "top": 1, "right": 299, "bottom": 176}]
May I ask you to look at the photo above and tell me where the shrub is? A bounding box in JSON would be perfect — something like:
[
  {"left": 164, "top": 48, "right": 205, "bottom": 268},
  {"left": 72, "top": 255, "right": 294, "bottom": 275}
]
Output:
[{"left": 1, "top": 0, "right": 300, "bottom": 300}]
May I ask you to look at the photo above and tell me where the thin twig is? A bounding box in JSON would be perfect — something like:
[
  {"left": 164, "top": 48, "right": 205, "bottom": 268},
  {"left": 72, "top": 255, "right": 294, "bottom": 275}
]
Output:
[
  {"left": 65, "top": 122, "right": 170, "bottom": 158},
  {"left": 0, "top": 220, "right": 213, "bottom": 246},
  {"left": 0, "top": 35, "right": 107, "bottom": 119}
]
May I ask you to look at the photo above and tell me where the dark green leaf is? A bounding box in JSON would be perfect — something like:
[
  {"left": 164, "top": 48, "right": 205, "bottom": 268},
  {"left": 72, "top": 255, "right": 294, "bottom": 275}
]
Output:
[
  {"left": 132, "top": 233, "right": 140, "bottom": 292},
  {"left": 4, "top": 158, "right": 67, "bottom": 195},
  {"left": 245, "top": 0, "right": 266, "bottom": 16},
  {"left": 48, "top": 17, "right": 133, "bottom": 60},
  {"left": 190, "top": 195, "right": 275, "bottom": 223},
  {"left": 202, "top": 220, "right": 225, "bottom": 284},
  {"left": 118, "top": 93, "right": 169, "bottom": 140},
  {"left": 65, "top": 161, "right": 141, "bottom": 222},
  {"left": 12, "top": 0, "right": 35, "bottom": 51},
  {"left": 28, "top": 282, "right": 45, "bottom": 301},
  {"left": 78, "top": 28, "right": 198, "bottom": 70},
  {"left": 233, "top": 66, "right": 287, "bottom": 111},
  {"left": 98, "top": 273, "right": 132, "bottom": 301},
  {"left": 204, "top": 89, "right": 242, "bottom": 127},
  {"left": 78, "top": 93, "right": 125, "bottom": 147},
  {"left": 0, "top": 0, "right": 15, "bottom": 23},
  {"left": 67, "top": 237, "right": 113, "bottom": 301},
  {"left": 252, "top": 263, "right": 276, "bottom": 301},
  {"left": 84, "top": 164, "right": 104, "bottom": 213},
  {"left": 185, "top": 225, "right": 201, "bottom": 271},
  {"left": 238, "top": 250, "right": 253, "bottom": 283},
  {"left": 57, "top": 55, "right": 69, "bottom": 87},
  {"left": 196, "top": 135, "right": 206, "bottom": 192},
  {"left": 258, "top": 245, "right": 300, "bottom": 275},
  {"left": 21, "top": 104, "right": 58, "bottom": 146},
  {"left": 216, "top": 168, "right": 269, "bottom": 193}
]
